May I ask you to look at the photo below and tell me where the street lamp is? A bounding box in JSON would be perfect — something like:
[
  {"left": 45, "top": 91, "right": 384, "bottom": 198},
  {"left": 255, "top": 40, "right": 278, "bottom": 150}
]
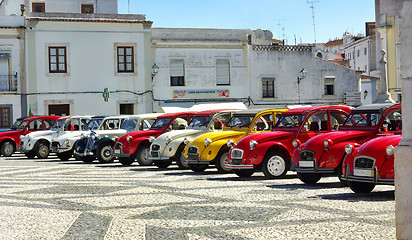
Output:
[
  {"left": 297, "top": 68, "right": 307, "bottom": 103},
  {"left": 151, "top": 64, "right": 159, "bottom": 80}
]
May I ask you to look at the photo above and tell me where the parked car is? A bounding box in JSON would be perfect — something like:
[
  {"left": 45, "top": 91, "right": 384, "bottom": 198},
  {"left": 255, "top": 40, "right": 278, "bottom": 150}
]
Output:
[
  {"left": 20, "top": 115, "right": 92, "bottom": 159},
  {"left": 50, "top": 115, "right": 106, "bottom": 160},
  {"left": 341, "top": 123, "right": 402, "bottom": 193},
  {"left": 148, "top": 109, "right": 240, "bottom": 169},
  {"left": 114, "top": 111, "right": 197, "bottom": 166},
  {"left": 0, "top": 115, "right": 60, "bottom": 157},
  {"left": 292, "top": 103, "right": 402, "bottom": 184},
  {"left": 74, "top": 114, "right": 160, "bottom": 163},
  {"left": 226, "top": 105, "right": 352, "bottom": 178},
  {"left": 182, "top": 108, "right": 287, "bottom": 173},
  {"left": 0, "top": 116, "right": 30, "bottom": 133}
]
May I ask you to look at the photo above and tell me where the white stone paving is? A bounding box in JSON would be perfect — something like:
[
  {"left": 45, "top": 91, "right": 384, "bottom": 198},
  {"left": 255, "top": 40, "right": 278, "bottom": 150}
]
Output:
[{"left": 0, "top": 155, "right": 395, "bottom": 239}]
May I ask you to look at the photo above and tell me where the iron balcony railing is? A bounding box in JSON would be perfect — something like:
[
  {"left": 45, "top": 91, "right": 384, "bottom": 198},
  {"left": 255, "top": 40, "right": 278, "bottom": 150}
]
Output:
[{"left": 0, "top": 73, "right": 18, "bottom": 92}]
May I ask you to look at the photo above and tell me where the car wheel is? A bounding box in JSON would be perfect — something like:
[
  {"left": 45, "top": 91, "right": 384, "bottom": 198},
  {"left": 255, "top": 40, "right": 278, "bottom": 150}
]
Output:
[
  {"left": 1, "top": 141, "right": 15, "bottom": 157},
  {"left": 97, "top": 142, "right": 114, "bottom": 163},
  {"left": 215, "top": 149, "right": 232, "bottom": 173},
  {"left": 188, "top": 164, "right": 208, "bottom": 173},
  {"left": 25, "top": 152, "right": 36, "bottom": 159},
  {"left": 337, "top": 160, "right": 348, "bottom": 186},
  {"left": 154, "top": 159, "right": 173, "bottom": 169},
  {"left": 57, "top": 151, "right": 72, "bottom": 161},
  {"left": 80, "top": 155, "right": 95, "bottom": 163},
  {"left": 234, "top": 169, "right": 255, "bottom": 178},
  {"left": 348, "top": 180, "right": 376, "bottom": 193},
  {"left": 136, "top": 143, "right": 152, "bottom": 166},
  {"left": 262, "top": 151, "right": 289, "bottom": 179},
  {"left": 119, "top": 156, "right": 135, "bottom": 166},
  {"left": 175, "top": 150, "right": 189, "bottom": 170},
  {"left": 36, "top": 142, "right": 50, "bottom": 159},
  {"left": 297, "top": 172, "right": 322, "bottom": 184}
]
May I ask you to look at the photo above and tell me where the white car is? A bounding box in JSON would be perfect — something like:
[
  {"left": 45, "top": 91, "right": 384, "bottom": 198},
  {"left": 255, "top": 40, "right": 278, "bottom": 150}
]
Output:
[
  {"left": 19, "top": 115, "right": 92, "bottom": 159},
  {"left": 74, "top": 113, "right": 161, "bottom": 163},
  {"left": 50, "top": 115, "right": 105, "bottom": 160},
  {"left": 148, "top": 110, "right": 239, "bottom": 169}
]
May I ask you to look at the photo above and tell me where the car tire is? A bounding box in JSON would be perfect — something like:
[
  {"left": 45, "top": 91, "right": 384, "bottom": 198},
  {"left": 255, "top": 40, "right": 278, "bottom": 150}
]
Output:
[
  {"left": 119, "top": 156, "right": 135, "bottom": 166},
  {"left": 175, "top": 148, "right": 189, "bottom": 170},
  {"left": 36, "top": 142, "right": 50, "bottom": 159},
  {"left": 214, "top": 149, "right": 232, "bottom": 173},
  {"left": 297, "top": 172, "right": 322, "bottom": 184},
  {"left": 234, "top": 169, "right": 255, "bottom": 178},
  {"left": 1, "top": 141, "right": 15, "bottom": 157},
  {"left": 348, "top": 180, "right": 376, "bottom": 193},
  {"left": 262, "top": 151, "right": 289, "bottom": 179},
  {"left": 136, "top": 143, "right": 152, "bottom": 166},
  {"left": 57, "top": 151, "right": 72, "bottom": 161},
  {"left": 25, "top": 152, "right": 36, "bottom": 159},
  {"left": 154, "top": 159, "right": 173, "bottom": 169},
  {"left": 97, "top": 142, "right": 114, "bottom": 163},
  {"left": 337, "top": 160, "right": 348, "bottom": 186},
  {"left": 188, "top": 164, "right": 208, "bottom": 173},
  {"left": 81, "top": 155, "right": 95, "bottom": 163}
]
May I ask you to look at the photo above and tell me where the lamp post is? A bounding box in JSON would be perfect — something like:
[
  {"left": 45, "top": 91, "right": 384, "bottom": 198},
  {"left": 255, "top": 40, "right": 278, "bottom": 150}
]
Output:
[
  {"left": 151, "top": 64, "right": 159, "bottom": 80},
  {"left": 297, "top": 68, "right": 307, "bottom": 104}
]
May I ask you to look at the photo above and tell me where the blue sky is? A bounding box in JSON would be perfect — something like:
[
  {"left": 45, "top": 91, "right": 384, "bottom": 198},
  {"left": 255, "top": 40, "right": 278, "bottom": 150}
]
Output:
[{"left": 118, "top": 0, "right": 375, "bottom": 44}]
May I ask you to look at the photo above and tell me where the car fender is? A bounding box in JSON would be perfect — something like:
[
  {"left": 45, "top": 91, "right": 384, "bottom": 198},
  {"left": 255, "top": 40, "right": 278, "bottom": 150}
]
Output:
[
  {"left": 161, "top": 137, "right": 185, "bottom": 158},
  {"left": 200, "top": 139, "right": 229, "bottom": 161},
  {"left": 94, "top": 137, "right": 115, "bottom": 150},
  {"left": 0, "top": 136, "right": 17, "bottom": 148},
  {"left": 319, "top": 141, "right": 357, "bottom": 169}
]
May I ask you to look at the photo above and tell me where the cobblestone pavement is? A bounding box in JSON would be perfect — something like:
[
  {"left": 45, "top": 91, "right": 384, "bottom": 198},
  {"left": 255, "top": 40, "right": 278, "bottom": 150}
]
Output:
[{"left": 0, "top": 154, "right": 395, "bottom": 240}]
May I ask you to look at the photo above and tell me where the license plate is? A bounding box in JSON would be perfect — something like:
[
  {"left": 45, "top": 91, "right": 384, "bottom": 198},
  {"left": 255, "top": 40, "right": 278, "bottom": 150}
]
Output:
[
  {"left": 188, "top": 155, "right": 197, "bottom": 160},
  {"left": 299, "top": 161, "right": 314, "bottom": 167},
  {"left": 114, "top": 149, "right": 120, "bottom": 154},
  {"left": 151, "top": 152, "right": 158, "bottom": 157},
  {"left": 353, "top": 169, "right": 374, "bottom": 177}
]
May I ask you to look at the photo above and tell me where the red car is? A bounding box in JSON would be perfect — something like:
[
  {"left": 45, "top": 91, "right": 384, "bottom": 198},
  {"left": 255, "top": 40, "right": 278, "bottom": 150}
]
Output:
[
  {"left": 341, "top": 123, "right": 402, "bottom": 193},
  {"left": 0, "top": 115, "right": 60, "bottom": 157},
  {"left": 114, "top": 111, "right": 197, "bottom": 166},
  {"left": 292, "top": 103, "right": 402, "bottom": 184},
  {"left": 226, "top": 105, "right": 352, "bottom": 178}
]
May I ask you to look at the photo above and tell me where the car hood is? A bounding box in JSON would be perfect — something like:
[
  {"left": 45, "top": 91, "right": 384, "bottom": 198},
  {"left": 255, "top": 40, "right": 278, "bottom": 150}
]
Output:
[
  {"left": 302, "top": 130, "right": 371, "bottom": 149},
  {"left": 235, "top": 131, "right": 293, "bottom": 149},
  {"left": 0, "top": 130, "right": 19, "bottom": 137},
  {"left": 0, "top": 128, "right": 12, "bottom": 133},
  {"left": 53, "top": 130, "right": 89, "bottom": 142},
  {"left": 356, "top": 134, "right": 402, "bottom": 159},
  {"left": 154, "top": 129, "right": 202, "bottom": 143},
  {"left": 22, "top": 130, "right": 55, "bottom": 140},
  {"left": 120, "top": 129, "right": 163, "bottom": 140}
]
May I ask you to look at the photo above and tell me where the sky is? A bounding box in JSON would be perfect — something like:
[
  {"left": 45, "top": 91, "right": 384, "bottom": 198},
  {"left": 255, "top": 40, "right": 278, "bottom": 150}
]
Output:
[{"left": 118, "top": 0, "right": 375, "bottom": 44}]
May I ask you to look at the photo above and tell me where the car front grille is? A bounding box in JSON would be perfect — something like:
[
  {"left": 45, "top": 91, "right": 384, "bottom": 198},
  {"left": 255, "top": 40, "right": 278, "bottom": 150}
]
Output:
[
  {"left": 354, "top": 157, "right": 375, "bottom": 169},
  {"left": 231, "top": 149, "right": 243, "bottom": 159},
  {"left": 299, "top": 150, "right": 315, "bottom": 161},
  {"left": 114, "top": 142, "right": 122, "bottom": 150},
  {"left": 52, "top": 142, "right": 60, "bottom": 148},
  {"left": 188, "top": 146, "right": 198, "bottom": 155},
  {"left": 152, "top": 144, "right": 160, "bottom": 151}
]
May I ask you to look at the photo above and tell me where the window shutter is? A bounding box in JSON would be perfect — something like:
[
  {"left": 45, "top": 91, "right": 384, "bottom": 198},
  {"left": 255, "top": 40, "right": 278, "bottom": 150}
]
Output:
[
  {"left": 170, "top": 60, "right": 184, "bottom": 77},
  {"left": 216, "top": 60, "right": 230, "bottom": 85}
]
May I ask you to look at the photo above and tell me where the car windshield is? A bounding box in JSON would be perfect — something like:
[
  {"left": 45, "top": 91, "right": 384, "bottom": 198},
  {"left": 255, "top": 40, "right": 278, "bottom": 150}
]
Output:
[
  {"left": 121, "top": 119, "right": 138, "bottom": 132},
  {"left": 51, "top": 120, "right": 66, "bottom": 130},
  {"left": 151, "top": 118, "right": 171, "bottom": 129},
  {"left": 11, "top": 119, "right": 24, "bottom": 130},
  {"left": 275, "top": 114, "right": 304, "bottom": 128},
  {"left": 187, "top": 115, "right": 211, "bottom": 128},
  {"left": 17, "top": 120, "right": 29, "bottom": 130},
  {"left": 343, "top": 113, "right": 382, "bottom": 127},
  {"left": 226, "top": 115, "right": 254, "bottom": 128},
  {"left": 84, "top": 119, "right": 103, "bottom": 130}
]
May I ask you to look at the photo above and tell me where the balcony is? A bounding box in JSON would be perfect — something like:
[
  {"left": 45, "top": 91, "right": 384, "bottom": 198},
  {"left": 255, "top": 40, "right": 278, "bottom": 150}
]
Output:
[{"left": 0, "top": 73, "right": 18, "bottom": 92}]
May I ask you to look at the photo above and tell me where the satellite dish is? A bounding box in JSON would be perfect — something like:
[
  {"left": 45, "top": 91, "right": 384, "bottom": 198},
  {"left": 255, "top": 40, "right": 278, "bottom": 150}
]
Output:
[
  {"left": 264, "top": 30, "right": 273, "bottom": 40},
  {"left": 254, "top": 29, "right": 264, "bottom": 38}
]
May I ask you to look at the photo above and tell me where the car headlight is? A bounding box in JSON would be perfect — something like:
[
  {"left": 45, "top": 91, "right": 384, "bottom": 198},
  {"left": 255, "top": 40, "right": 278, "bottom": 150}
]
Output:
[
  {"left": 386, "top": 145, "right": 395, "bottom": 156},
  {"left": 205, "top": 138, "right": 212, "bottom": 147},
  {"left": 227, "top": 139, "right": 235, "bottom": 148},
  {"left": 183, "top": 138, "right": 189, "bottom": 145},
  {"left": 292, "top": 139, "right": 301, "bottom": 148},
  {"left": 166, "top": 136, "right": 172, "bottom": 143},
  {"left": 149, "top": 136, "right": 156, "bottom": 143},
  {"left": 63, "top": 140, "right": 69, "bottom": 146},
  {"left": 249, "top": 140, "right": 258, "bottom": 150},
  {"left": 81, "top": 133, "right": 87, "bottom": 138},
  {"left": 324, "top": 139, "right": 333, "bottom": 148},
  {"left": 345, "top": 144, "right": 354, "bottom": 154},
  {"left": 127, "top": 135, "right": 133, "bottom": 143}
]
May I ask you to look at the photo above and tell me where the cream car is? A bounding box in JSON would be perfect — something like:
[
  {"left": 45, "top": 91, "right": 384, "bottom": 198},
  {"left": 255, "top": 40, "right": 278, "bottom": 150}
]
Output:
[{"left": 148, "top": 110, "right": 239, "bottom": 169}]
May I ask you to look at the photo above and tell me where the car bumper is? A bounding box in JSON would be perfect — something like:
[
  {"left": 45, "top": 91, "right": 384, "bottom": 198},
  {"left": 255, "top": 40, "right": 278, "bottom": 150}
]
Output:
[
  {"left": 341, "top": 166, "right": 394, "bottom": 185},
  {"left": 148, "top": 151, "right": 170, "bottom": 161},
  {"left": 184, "top": 154, "right": 210, "bottom": 165},
  {"left": 113, "top": 147, "right": 131, "bottom": 158}
]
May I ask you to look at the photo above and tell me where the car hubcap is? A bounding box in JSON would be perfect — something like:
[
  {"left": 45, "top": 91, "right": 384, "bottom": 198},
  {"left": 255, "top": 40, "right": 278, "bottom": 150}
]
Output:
[
  {"left": 4, "top": 143, "right": 13, "bottom": 156},
  {"left": 102, "top": 146, "right": 112, "bottom": 160},
  {"left": 220, "top": 153, "right": 230, "bottom": 171},
  {"left": 39, "top": 146, "right": 48, "bottom": 157},
  {"left": 267, "top": 156, "right": 285, "bottom": 176}
]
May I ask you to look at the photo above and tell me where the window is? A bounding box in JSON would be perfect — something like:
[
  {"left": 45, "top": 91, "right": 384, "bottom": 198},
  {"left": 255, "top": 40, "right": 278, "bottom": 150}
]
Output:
[
  {"left": 49, "top": 47, "right": 67, "bottom": 73},
  {"left": 170, "top": 59, "right": 185, "bottom": 86},
  {"left": 216, "top": 59, "right": 230, "bottom": 85},
  {"left": 324, "top": 76, "right": 335, "bottom": 96},
  {"left": 32, "top": 3, "right": 45, "bottom": 12},
  {"left": 48, "top": 104, "right": 70, "bottom": 116},
  {"left": 262, "top": 77, "right": 275, "bottom": 98},
  {"left": 28, "top": 119, "right": 43, "bottom": 131},
  {"left": 0, "top": 106, "right": 11, "bottom": 128},
  {"left": 81, "top": 4, "right": 94, "bottom": 13},
  {"left": 120, "top": 103, "right": 134, "bottom": 115},
  {"left": 357, "top": 49, "right": 360, "bottom": 57},
  {"left": 117, "top": 47, "right": 134, "bottom": 73},
  {"left": 364, "top": 47, "right": 367, "bottom": 55}
]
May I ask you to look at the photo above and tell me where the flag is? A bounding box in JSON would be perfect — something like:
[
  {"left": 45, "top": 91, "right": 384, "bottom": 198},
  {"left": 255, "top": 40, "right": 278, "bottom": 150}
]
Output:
[{"left": 29, "top": 108, "right": 33, "bottom": 116}]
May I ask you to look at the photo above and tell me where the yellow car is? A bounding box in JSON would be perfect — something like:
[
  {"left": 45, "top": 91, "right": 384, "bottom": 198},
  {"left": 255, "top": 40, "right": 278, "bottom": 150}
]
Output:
[{"left": 182, "top": 108, "right": 287, "bottom": 173}]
